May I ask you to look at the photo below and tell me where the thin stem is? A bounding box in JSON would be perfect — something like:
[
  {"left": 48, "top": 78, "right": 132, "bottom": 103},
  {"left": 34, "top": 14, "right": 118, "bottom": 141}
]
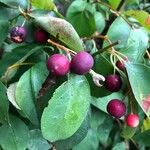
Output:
[
  {"left": 47, "top": 39, "right": 76, "bottom": 55},
  {"left": 146, "top": 50, "right": 150, "bottom": 59},
  {"left": 92, "top": 41, "right": 119, "bottom": 57},
  {"left": 117, "top": 0, "right": 126, "bottom": 11}
]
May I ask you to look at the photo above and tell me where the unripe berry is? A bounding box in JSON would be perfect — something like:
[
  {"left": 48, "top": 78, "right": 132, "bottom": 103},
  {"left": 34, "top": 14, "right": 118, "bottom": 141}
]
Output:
[
  {"left": 71, "top": 51, "right": 94, "bottom": 75},
  {"left": 107, "top": 99, "right": 126, "bottom": 118},
  {"left": 105, "top": 74, "right": 122, "bottom": 92},
  {"left": 10, "top": 26, "right": 27, "bottom": 43},
  {"left": 125, "top": 114, "right": 139, "bottom": 128},
  {"left": 47, "top": 54, "right": 70, "bottom": 76},
  {"left": 34, "top": 29, "right": 48, "bottom": 43}
]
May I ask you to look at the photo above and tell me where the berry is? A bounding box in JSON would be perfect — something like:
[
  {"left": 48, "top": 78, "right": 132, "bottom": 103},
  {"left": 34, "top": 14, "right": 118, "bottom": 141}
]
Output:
[
  {"left": 34, "top": 29, "right": 48, "bottom": 43},
  {"left": 10, "top": 26, "right": 27, "bottom": 43},
  {"left": 107, "top": 99, "right": 126, "bottom": 118},
  {"left": 116, "top": 60, "right": 125, "bottom": 70},
  {"left": 105, "top": 74, "right": 122, "bottom": 92},
  {"left": 116, "top": 57, "right": 128, "bottom": 70},
  {"left": 125, "top": 114, "right": 139, "bottom": 128},
  {"left": 47, "top": 54, "right": 70, "bottom": 76},
  {"left": 71, "top": 51, "right": 94, "bottom": 75}
]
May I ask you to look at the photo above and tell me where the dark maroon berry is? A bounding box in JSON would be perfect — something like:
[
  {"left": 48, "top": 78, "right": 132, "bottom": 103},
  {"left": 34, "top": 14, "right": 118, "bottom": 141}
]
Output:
[
  {"left": 71, "top": 51, "right": 94, "bottom": 75},
  {"left": 107, "top": 99, "right": 126, "bottom": 118},
  {"left": 116, "top": 57, "right": 128, "bottom": 70},
  {"left": 10, "top": 26, "right": 27, "bottom": 43},
  {"left": 34, "top": 29, "right": 48, "bottom": 43},
  {"left": 116, "top": 60, "right": 125, "bottom": 70},
  {"left": 47, "top": 54, "right": 70, "bottom": 76},
  {"left": 125, "top": 114, "right": 139, "bottom": 128},
  {"left": 105, "top": 74, "right": 122, "bottom": 92}
]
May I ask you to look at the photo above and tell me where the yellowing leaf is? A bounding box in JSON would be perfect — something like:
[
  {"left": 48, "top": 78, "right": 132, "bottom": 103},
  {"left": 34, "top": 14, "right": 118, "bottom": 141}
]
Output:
[
  {"left": 30, "top": 0, "right": 56, "bottom": 11},
  {"left": 125, "top": 10, "right": 150, "bottom": 31}
]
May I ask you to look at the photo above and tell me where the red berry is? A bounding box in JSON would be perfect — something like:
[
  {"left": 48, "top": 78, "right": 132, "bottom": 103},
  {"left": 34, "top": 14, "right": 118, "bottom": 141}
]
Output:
[
  {"left": 116, "top": 60, "right": 125, "bottom": 70},
  {"left": 10, "top": 26, "right": 27, "bottom": 43},
  {"left": 116, "top": 57, "right": 128, "bottom": 70},
  {"left": 34, "top": 29, "right": 48, "bottom": 43},
  {"left": 107, "top": 99, "right": 126, "bottom": 118},
  {"left": 125, "top": 114, "right": 139, "bottom": 128},
  {"left": 71, "top": 51, "right": 94, "bottom": 75},
  {"left": 47, "top": 54, "right": 70, "bottom": 76},
  {"left": 105, "top": 74, "right": 122, "bottom": 92}
]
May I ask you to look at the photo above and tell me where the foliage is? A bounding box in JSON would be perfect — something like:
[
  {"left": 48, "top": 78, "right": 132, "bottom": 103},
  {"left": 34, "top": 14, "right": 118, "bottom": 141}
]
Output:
[{"left": 0, "top": 0, "right": 150, "bottom": 150}]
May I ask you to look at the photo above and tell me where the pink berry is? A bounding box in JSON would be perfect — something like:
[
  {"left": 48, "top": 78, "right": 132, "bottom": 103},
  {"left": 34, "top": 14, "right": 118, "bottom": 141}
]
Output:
[
  {"left": 47, "top": 54, "right": 70, "bottom": 76},
  {"left": 71, "top": 51, "right": 94, "bottom": 75},
  {"left": 107, "top": 99, "right": 126, "bottom": 118},
  {"left": 125, "top": 114, "right": 139, "bottom": 128},
  {"left": 10, "top": 26, "right": 27, "bottom": 43},
  {"left": 105, "top": 74, "right": 122, "bottom": 92},
  {"left": 34, "top": 29, "right": 48, "bottom": 43}
]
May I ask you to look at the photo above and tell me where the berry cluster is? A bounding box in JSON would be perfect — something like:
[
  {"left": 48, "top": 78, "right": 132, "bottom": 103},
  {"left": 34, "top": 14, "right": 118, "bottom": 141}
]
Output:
[
  {"left": 105, "top": 60, "right": 139, "bottom": 127},
  {"left": 47, "top": 51, "right": 94, "bottom": 76},
  {"left": 10, "top": 26, "right": 139, "bottom": 128},
  {"left": 10, "top": 26, "right": 48, "bottom": 43}
]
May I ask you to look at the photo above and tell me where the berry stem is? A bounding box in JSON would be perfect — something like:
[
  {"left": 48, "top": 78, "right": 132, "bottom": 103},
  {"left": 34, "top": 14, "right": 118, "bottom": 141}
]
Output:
[
  {"left": 92, "top": 41, "right": 119, "bottom": 57},
  {"left": 47, "top": 39, "right": 76, "bottom": 55}
]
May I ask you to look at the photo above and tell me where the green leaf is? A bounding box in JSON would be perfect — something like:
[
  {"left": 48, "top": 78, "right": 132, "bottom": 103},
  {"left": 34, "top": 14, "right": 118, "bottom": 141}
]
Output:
[
  {"left": 0, "top": 81, "right": 9, "bottom": 123},
  {"left": 119, "top": 28, "right": 148, "bottom": 63},
  {"left": 125, "top": 10, "right": 150, "bottom": 31},
  {"left": 104, "top": 17, "right": 131, "bottom": 49},
  {"left": 54, "top": 117, "right": 89, "bottom": 150},
  {"left": 121, "top": 125, "right": 136, "bottom": 139},
  {"left": 41, "top": 75, "right": 90, "bottom": 142},
  {"left": 108, "top": 0, "right": 121, "bottom": 9},
  {"left": 95, "top": 12, "right": 105, "bottom": 33},
  {"left": 73, "top": 129, "right": 99, "bottom": 150},
  {"left": 0, "top": 0, "right": 27, "bottom": 9},
  {"left": 66, "top": 0, "right": 96, "bottom": 37},
  {"left": 125, "top": 63, "right": 150, "bottom": 117},
  {"left": 112, "top": 142, "right": 126, "bottom": 150},
  {"left": 15, "top": 62, "right": 49, "bottom": 126},
  {"left": 97, "top": 116, "right": 114, "bottom": 145},
  {"left": 34, "top": 15, "right": 84, "bottom": 52},
  {"left": 0, "top": 115, "right": 29, "bottom": 150},
  {"left": 91, "top": 92, "right": 123, "bottom": 113},
  {"left": 7, "top": 82, "right": 21, "bottom": 110},
  {"left": 0, "top": 44, "right": 35, "bottom": 78},
  {"left": 90, "top": 107, "right": 107, "bottom": 129},
  {"left": 27, "top": 129, "right": 51, "bottom": 150},
  {"left": 104, "top": 17, "right": 149, "bottom": 63},
  {"left": 1, "top": 44, "right": 46, "bottom": 82},
  {"left": 30, "top": 0, "right": 56, "bottom": 11},
  {"left": 133, "top": 130, "right": 150, "bottom": 146},
  {"left": 0, "top": 20, "right": 9, "bottom": 47}
]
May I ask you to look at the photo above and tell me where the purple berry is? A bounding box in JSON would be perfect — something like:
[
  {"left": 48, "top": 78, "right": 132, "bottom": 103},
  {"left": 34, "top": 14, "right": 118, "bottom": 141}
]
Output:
[
  {"left": 10, "top": 26, "right": 27, "bottom": 43},
  {"left": 34, "top": 29, "right": 48, "bottom": 43},
  {"left": 47, "top": 54, "right": 70, "bottom": 76},
  {"left": 105, "top": 74, "right": 122, "bottom": 92},
  {"left": 71, "top": 51, "right": 94, "bottom": 75},
  {"left": 107, "top": 99, "right": 126, "bottom": 118}
]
